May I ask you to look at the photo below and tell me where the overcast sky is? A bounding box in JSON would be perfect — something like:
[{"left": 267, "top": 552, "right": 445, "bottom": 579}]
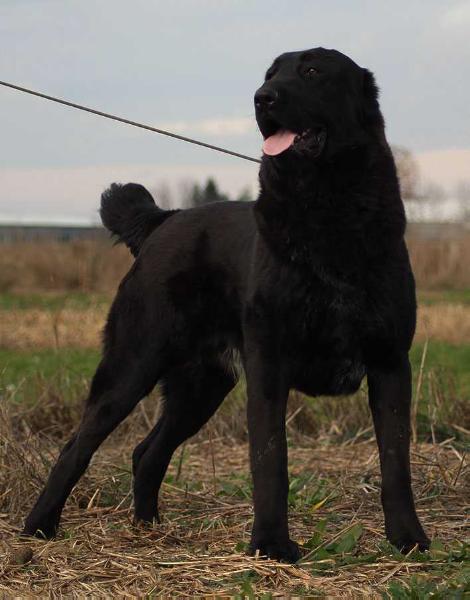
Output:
[{"left": 1, "top": 1, "right": 469, "bottom": 223}]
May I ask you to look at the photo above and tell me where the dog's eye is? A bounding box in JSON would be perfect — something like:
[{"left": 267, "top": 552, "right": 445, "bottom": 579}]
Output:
[{"left": 305, "top": 67, "right": 319, "bottom": 77}]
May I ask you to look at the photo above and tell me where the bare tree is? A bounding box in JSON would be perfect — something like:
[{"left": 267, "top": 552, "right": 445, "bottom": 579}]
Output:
[
  {"left": 151, "top": 182, "right": 173, "bottom": 210},
  {"left": 177, "top": 179, "right": 197, "bottom": 209},
  {"left": 421, "top": 181, "right": 446, "bottom": 202},
  {"left": 172, "top": 178, "right": 256, "bottom": 208},
  {"left": 181, "top": 178, "right": 230, "bottom": 208},
  {"left": 455, "top": 180, "right": 470, "bottom": 220},
  {"left": 236, "top": 186, "right": 254, "bottom": 202},
  {"left": 391, "top": 146, "right": 420, "bottom": 200}
]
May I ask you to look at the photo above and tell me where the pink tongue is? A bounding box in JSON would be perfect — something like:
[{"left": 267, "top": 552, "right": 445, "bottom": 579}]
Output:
[{"left": 263, "top": 130, "right": 296, "bottom": 156}]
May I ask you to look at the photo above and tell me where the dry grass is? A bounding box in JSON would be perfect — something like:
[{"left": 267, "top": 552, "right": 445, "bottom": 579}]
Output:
[
  {"left": 2, "top": 301, "right": 469, "bottom": 350},
  {"left": 1, "top": 233, "right": 470, "bottom": 294},
  {"left": 0, "top": 398, "right": 468, "bottom": 598},
  {"left": 408, "top": 235, "right": 470, "bottom": 290},
  {"left": 416, "top": 304, "right": 470, "bottom": 344},
  {"left": 0, "top": 305, "right": 107, "bottom": 350},
  {"left": 0, "top": 240, "right": 131, "bottom": 294}
]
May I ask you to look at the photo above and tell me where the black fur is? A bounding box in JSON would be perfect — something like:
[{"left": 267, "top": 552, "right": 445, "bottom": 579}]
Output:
[
  {"left": 100, "top": 183, "right": 179, "bottom": 257},
  {"left": 23, "top": 48, "right": 429, "bottom": 561}
]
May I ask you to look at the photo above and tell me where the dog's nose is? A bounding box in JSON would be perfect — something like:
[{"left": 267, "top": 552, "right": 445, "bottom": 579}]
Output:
[{"left": 254, "top": 87, "right": 279, "bottom": 110}]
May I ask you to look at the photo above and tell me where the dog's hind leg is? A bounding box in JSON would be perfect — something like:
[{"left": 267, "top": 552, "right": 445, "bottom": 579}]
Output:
[
  {"left": 132, "top": 358, "right": 236, "bottom": 524},
  {"left": 23, "top": 346, "right": 164, "bottom": 538}
]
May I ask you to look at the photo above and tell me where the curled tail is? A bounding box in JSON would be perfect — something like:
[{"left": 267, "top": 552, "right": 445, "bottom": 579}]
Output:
[{"left": 100, "top": 183, "right": 178, "bottom": 257}]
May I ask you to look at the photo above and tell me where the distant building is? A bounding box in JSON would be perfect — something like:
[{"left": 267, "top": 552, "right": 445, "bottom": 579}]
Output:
[
  {"left": 1, "top": 197, "right": 469, "bottom": 244},
  {"left": 0, "top": 223, "right": 107, "bottom": 243}
]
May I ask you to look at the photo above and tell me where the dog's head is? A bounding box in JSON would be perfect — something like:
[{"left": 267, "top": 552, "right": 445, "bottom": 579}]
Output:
[{"left": 255, "top": 48, "right": 384, "bottom": 161}]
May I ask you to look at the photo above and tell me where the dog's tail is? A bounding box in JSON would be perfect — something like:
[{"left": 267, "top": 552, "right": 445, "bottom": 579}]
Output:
[{"left": 100, "top": 183, "right": 178, "bottom": 257}]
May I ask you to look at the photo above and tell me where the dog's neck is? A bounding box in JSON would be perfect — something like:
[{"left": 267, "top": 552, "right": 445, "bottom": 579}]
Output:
[{"left": 254, "top": 142, "right": 405, "bottom": 277}]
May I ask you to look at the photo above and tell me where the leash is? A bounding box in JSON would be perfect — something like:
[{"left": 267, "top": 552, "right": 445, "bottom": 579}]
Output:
[{"left": 0, "top": 79, "right": 261, "bottom": 165}]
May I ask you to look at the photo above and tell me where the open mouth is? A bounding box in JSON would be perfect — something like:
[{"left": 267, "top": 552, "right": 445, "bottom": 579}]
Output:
[{"left": 261, "top": 124, "right": 327, "bottom": 158}]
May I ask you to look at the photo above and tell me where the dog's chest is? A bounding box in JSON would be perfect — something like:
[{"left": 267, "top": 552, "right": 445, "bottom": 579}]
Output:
[
  {"left": 274, "top": 273, "right": 368, "bottom": 394},
  {"left": 279, "top": 279, "right": 363, "bottom": 350}
]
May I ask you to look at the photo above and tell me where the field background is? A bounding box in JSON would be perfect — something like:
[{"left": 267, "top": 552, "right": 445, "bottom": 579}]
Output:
[{"left": 0, "top": 232, "right": 469, "bottom": 597}]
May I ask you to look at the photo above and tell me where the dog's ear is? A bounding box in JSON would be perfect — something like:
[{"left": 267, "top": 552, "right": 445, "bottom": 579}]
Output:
[{"left": 362, "top": 69, "right": 386, "bottom": 143}]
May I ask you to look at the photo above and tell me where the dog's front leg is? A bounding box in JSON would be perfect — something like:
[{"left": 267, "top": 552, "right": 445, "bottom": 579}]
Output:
[
  {"left": 244, "top": 327, "right": 300, "bottom": 563},
  {"left": 368, "top": 355, "right": 430, "bottom": 553}
]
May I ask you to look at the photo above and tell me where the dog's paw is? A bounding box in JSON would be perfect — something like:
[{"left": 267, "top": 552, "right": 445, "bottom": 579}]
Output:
[
  {"left": 22, "top": 506, "right": 63, "bottom": 540},
  {"left": 133, "top": 505, "right": 161, "bottom": 527},
  {"left": 389, "top": 534, "right": 431, "bottom": 554},
  {"left": 248, "top": 538, "right": 301, "bottom": 563},
  {"left": 386, "top": 520, "right": 430, "bottom": 554},
  {"left": 132, "top": 515, "right": 161, "bottom": 529},
  {"left": 22, "top": 519, "right": 58, "bottom": 540}
]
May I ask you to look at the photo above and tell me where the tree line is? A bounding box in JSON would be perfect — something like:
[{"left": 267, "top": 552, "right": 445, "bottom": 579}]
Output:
[
  {"left": 153, "top": 151, "right": 470, "bottom": 212},
  {"left": 187, "top": 178, "right": 253, "bottom": 207}
]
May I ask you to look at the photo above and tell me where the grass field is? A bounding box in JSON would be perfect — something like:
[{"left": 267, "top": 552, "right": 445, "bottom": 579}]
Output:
[{"left": 0, "top": 286, "right": 469, "bottom": 597}]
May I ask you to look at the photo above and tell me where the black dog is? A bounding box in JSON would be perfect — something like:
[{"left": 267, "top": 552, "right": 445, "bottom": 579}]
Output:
[{"left": 23, "top": 48, "right": 430, "bottom": 562}]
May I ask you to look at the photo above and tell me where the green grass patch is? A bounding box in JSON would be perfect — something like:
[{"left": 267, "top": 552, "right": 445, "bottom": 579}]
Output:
[
  {"left": 4, "top": 288, "right": 469, "bottom": 310},
  {"left": 417, "top": 288, "right": 470, "bottom": 306},
  {"left": 383, "top": 540, "right": 470, "bottom": 599},
  {"left": 1, "top": 341, "right": 468, "bottom": 446},
  {"left": 410, "top": 341, "right": 470, "bottom": 396},
  {"left": 301, "top": 520, "right": 366, "bottom": 568},
  {"left": 288, "top": 474, "right": 333, "bottom": 509},
  {"left": 0, "top": 348, "right": 100, "bottom": 384},
  {"left": 3, "top": 341, "right": 467, "bottom": 395},
  {"left": 301, "top": 524, "right": 470, "bottom": 596},
  {"left": 0, "top": 348, "right": 100, "bottom": 407},
  {"left": 385, "top": 572, "right": 470, "bottom": 599},
  {"left": 0, "top": 291, "right": 111, "bottom": 311},
  {"left": 217, "top": 473, "right": 252, "bottom": 500}
]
